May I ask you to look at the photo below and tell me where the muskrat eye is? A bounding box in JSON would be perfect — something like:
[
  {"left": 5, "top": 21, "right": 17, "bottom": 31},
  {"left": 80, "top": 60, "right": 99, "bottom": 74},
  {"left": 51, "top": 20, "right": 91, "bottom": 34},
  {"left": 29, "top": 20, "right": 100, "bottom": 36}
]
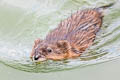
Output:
[{"left": 47, "top": 48, "right": 52, "bottom": 53}]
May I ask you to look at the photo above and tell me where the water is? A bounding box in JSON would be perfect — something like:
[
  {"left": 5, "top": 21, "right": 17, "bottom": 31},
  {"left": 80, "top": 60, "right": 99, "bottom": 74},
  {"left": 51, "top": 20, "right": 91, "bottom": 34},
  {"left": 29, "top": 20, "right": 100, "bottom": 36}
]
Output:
[{"left": 0, "top": 0, "right": 120, "bottom": 79}]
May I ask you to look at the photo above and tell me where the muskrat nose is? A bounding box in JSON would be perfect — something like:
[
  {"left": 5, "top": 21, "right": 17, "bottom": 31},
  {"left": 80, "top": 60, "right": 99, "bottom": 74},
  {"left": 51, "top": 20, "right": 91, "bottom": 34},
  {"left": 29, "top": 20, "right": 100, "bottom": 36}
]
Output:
[{"left": 34, "top": 55, "right": 39, "bottom": 60}]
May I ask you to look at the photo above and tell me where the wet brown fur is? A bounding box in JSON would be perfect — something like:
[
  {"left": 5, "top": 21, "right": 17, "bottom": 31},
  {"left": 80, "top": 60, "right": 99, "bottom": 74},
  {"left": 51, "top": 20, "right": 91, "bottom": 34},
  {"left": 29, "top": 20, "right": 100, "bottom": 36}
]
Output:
[{"left": 30, "top": 3, "right": 114, "bottom": 61}]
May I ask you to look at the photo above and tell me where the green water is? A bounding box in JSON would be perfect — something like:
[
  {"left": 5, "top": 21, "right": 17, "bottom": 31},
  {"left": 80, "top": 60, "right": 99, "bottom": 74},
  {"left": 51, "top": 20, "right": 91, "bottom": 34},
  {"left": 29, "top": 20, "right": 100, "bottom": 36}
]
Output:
[{"left": 0, "top": 0, "right": 120, "bottom": 80}]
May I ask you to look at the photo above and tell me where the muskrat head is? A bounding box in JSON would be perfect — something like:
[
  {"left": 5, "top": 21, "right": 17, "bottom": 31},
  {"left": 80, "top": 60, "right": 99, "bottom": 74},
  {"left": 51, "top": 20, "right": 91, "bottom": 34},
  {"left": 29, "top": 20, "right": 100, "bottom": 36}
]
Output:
[{"left": 30, "top": 39, "right": 71, "bottom": 62}]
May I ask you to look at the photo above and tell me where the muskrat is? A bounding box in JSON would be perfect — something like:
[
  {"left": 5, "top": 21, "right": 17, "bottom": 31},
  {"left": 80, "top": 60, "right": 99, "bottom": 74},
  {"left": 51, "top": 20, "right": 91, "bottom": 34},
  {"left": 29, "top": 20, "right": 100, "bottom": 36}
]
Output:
[{"left": 30, "top": 3, "right": 114, "bottom": 62}]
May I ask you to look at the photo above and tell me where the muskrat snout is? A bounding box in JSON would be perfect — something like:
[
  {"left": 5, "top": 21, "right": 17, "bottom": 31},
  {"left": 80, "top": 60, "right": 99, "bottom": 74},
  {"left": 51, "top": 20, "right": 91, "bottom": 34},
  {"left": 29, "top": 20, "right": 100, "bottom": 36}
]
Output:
[
  {"left": 32, "top": 50, "right": 47, "bottom": 61},
  {"left": 34, "top": 54, "right": 40, "bottom": 60},
  {"left": 33, "top": 54, "right": 46, "bottom": 61}
]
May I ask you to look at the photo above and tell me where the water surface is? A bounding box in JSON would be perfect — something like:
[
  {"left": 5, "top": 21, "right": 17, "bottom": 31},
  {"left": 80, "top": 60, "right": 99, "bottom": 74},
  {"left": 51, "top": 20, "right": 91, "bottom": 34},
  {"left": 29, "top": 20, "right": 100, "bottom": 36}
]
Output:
[{"left": 0, "top": 0, "right": 120, "bottom": 75}]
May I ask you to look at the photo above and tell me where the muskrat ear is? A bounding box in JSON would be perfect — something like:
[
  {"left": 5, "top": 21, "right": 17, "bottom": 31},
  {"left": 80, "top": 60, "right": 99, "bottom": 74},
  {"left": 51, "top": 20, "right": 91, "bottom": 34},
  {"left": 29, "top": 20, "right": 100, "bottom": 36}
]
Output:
[
  {"left": 57, "top": 40, "right": 71, "bottom": 50},
  {"left": 34, "top": 38, "right": 43, "bottom": 48}
]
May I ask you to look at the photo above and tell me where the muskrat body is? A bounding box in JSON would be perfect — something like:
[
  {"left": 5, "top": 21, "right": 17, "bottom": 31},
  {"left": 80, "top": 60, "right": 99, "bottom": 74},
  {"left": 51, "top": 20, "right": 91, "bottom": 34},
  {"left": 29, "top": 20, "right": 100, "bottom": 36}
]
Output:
[{"left": 30, "top": 3, "right": 114, "bottom": 61}]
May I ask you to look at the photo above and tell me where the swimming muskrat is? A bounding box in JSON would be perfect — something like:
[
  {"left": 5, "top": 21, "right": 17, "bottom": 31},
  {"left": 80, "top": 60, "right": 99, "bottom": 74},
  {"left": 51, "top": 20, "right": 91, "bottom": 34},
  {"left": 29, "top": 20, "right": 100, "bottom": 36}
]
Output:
[{"left": 30, "top": 3, "right": 114, "bottom": 61}]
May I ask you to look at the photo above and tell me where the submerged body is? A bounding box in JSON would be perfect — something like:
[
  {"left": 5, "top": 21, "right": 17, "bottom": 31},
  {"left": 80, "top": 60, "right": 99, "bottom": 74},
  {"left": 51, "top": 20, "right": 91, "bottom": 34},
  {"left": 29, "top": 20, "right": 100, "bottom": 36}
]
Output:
[{"left": 30, "top": 4, "right": 113, "bottom": 62}]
